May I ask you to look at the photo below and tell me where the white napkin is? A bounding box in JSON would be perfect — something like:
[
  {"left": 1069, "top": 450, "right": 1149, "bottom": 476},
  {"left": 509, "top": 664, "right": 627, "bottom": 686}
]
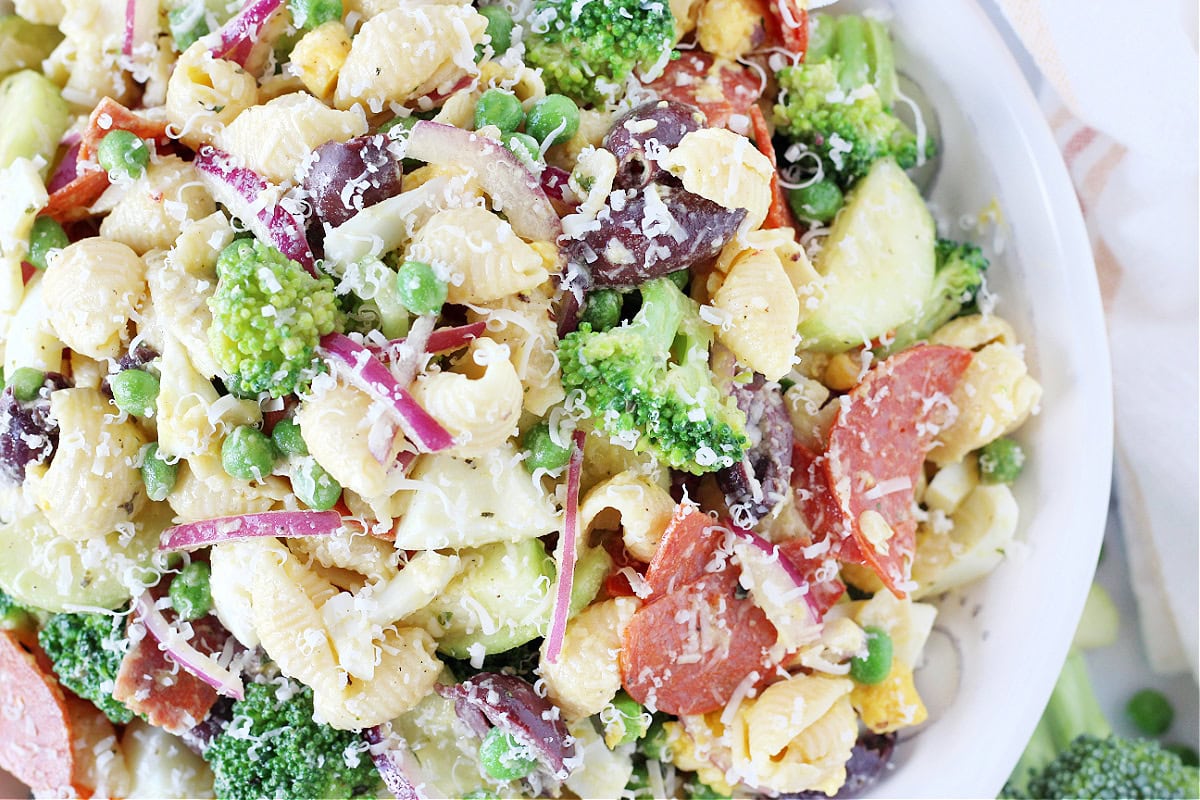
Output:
[{"left": 992, "top": 0, "right": 1199, "bottom": 679}]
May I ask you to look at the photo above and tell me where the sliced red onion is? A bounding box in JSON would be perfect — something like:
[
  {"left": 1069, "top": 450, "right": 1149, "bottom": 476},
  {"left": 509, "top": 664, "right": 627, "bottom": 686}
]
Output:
[
  {"left": 729, "top": 527, "right": 822, "bottom": 653},
  {"left": 194, "top": 146, "right": 316, "bottom": 274},
  {"left": 423, "top": 321, "right": 486, "bottom": 354},
  {"left": 364, "top": 725, "right": 427, "bottom": 800},
  {"left": 405, "top": 121, "right": 562, "bottom": 243},
  {"left": 48, "top": 138, "right": 82, "bottom": 194},
  {"left": 210, "top": 0, "right": 286, "bottom": 67},
  {"left": 544, "top": 429, "right": 585, "bottom": 664},
  {"left": 123, "top": 0, "right": 136, "bottom": 56},
  {"left": 159, "top": 509, "right": 345, "bottom": 552},
  {"left": 134, "top": 592, "right": 245, "bottom": 700},
  {"left": 438, "top": 673, "right": 576, "bottom": 779},
  {"left": 320, "top": 333, "right": 454, "bottom": 453}
]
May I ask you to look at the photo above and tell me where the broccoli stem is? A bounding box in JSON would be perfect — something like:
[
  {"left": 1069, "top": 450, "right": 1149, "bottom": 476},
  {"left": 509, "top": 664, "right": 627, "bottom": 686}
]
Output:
[
  {"left": 633, "top": 278, "right": 688, "bottom": 355},
  {"left": 1008, "top": 651, "right": 1112, "bottom": 792},
  {"left": 833, "top": 16, "right": 871, "bottom": 90}
]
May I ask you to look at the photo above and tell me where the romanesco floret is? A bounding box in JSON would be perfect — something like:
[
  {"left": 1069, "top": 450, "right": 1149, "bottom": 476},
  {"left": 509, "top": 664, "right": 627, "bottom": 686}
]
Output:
[
  {"left": 0, "top": 588, "right": 32, "bottom": 630},
  {"left": 37, "top": 611, "right": 132, "bottom": 725},
  {"left": 208, "top": 238, "right": 339, "bottom": 398},
  {"left": 204, "top": 679, "right": 379, "bottom": 800},
  {"left": 559, "top": 278, "right": 747, "bottom": 474},
  {"left": 773, "top": 14, "right": 922, "bottom": 188},
  {"left": 877, "top": 237, "right": 988, "bottom": 356},
  {"left": 521, "top": 0, "right": 675, "bottom": 106}
]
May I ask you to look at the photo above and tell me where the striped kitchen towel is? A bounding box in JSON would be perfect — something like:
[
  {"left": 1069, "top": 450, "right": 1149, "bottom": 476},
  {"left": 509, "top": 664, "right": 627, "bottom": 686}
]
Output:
[{"left": 996, "top": 0, "right": 1199, "bottom": 680}]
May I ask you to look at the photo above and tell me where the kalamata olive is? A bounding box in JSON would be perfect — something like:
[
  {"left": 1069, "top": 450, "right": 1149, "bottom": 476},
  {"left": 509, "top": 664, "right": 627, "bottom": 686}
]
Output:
[
  {"left": 436, "top": 672, "right": 575, "bottom": 778},
  {"left": 0, "top": 372, "right": 70, "bottom": 485},
  {"left": 302, "top": 134, "right": 403, "bottom": 228},
  {"left": 714, "top": 359, "right": 794, "bottom": 527},
  {"left": 567, "top": 182, "right": 746, "bottom": 287},
  {"left": 784, "top": 732, "right": 896, "bottom": 799},
  {"left": 603, "top": 101, "right": 704, "bottom": 189}
]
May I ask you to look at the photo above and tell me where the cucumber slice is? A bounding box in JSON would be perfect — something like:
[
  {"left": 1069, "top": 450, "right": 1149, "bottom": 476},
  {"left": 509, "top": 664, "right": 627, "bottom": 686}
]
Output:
[
  {"left": 0, "top": 501, "right": 169, "bottom": 612},
  {"left": 409, "top": 539, "right": 612, "bottom": 659},
  {"left": 0, "top": 70, "right": 70, "bottom": 174},
  {"left": 0, "top": 16, "right": 64, "bottom": 78},
  {"left": 795, "top": 158, "right": 935, "bottom": 352}
]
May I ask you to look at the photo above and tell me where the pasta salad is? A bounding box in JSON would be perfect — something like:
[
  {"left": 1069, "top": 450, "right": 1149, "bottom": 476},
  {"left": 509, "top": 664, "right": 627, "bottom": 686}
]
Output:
[{"left": 0, "top": 0, "right": 1043, "bottom": 797}]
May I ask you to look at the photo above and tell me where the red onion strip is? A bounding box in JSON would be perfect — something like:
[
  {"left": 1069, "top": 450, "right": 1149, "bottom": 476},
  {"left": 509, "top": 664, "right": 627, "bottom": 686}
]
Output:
[
  {"left": 134, "top": 592, "right": 245, "bottom": 700},
  {"left": 47, "top": 138, "right": 82, "bottom": 194},
  {"left": 193, "top": 147, "right": 316, "bottom": 274},
  {"left": 544, "top": 429, "right": 586, "bottom": 664},
  {"left": 159, "top": 510, "right": 345, "bottom": 552},
  {"left": 320, "top": 333, "right": 454, "bottom": 453},
  {"left": 123, "top": 0, "right": 136, "bottom": 57},
  {"left": 364, "top": 726, "right": 426, "bottom": 800},
  {"left": 210, "top": 0, "right": 286, "bottom": 67},
  {"left": 405, "top": 121, "right": 562, "bottom": 243}
]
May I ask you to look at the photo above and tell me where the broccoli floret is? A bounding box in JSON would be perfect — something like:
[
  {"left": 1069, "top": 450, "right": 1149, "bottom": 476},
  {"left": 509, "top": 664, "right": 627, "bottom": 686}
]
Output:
[
  {"left": 878, "top": 238, "right": 988, "bottom": 356},
  {"left": 0, "top": 589, "right": 33, "bottom": 631},
  {"left": 208, "top": 239, "right": 339, "bottom": 398},
  {"left": 204, "top": 679, "right": 379, "bottom": 800},
  {"left": 37, "top": 611, "right": 132, "bottom": 724},
  {"left": 774, "top": 13, "right": 924, "bottom": 188},
  {"left": 559, "top": 277, "right": 747, "bottom": 474},
  {"left": 1002, "top": 585, "right": 1199, "bottom": 799},
  {"left": 521, "top": 0, "right": 675, "bottom": 106}
]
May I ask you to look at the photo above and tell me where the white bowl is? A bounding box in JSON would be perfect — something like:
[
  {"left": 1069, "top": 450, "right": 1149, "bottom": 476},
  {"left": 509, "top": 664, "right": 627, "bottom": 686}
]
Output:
[
  {"left": 0, "top": 2, "right": 1111, "bottom": 797},
  {"left": 864, "top": 1, "right": 1112, "bottom": 797}
]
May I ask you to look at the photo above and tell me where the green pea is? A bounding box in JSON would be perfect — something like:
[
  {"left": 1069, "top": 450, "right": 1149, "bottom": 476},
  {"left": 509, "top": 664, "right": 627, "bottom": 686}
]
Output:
[
  {"left": 1126, "top": 688, "right": 1174, "bottom": 736},
  {"left": 478, "top": 728, "right": 537, "bottom": 781},
  {"left": 850, "top": 625, "right": 893, "bottom": 685},
  {"left": 110, "top": 369, "right": 160, "bottom": 417},
  {"left": 526, "top": 94, "right": 580, "bottom": 147},
  {"left": 271, "top": 418, "right": 309, "bottom": 457},
  {"left": 289, "top": 0, "right": 342, "bottom": 29},
  {"left": 169, "top": 560, "right": 212, "bottom": 621},
  {"left": 978, "top": 437, "right": 1025, "bottom": 484},
  {"left": 168, "top": 4, "right": 210, "bottom": 52},
  {"left": 395, "top": 260, "right": 447, "bottom": 316},
  {"left": 666, "top": 268, "right": 690, "bottom": 292},
  {"left": 97, "top": 129, "right": 150, "bottom": 179},
  {"left": 522, "top": 421, "right": 570, "bottom": 473},
  {"left": 503, "top": 132, "right": 542, "bottom": 167},
  {"left": 788, "top": 179, "right": 843, "bottom": 223},
  {"left": 140, "top": 443, "right": 178, "bottom": 502},
  {"left": 27, "top": 217, "right": 69, "bottom": 271},
  {"left": 477, "top": 5, "right": 513, "bottom": 55},
  {"left": 580, "top": 289, "right": 622, "bottom": 332},
  {"left": 474, "top": 89, "right": 524, "bottom": 133},
  {"left": 9, "top": 367, "right": 45, "bottom": 402},
  {"left": 1164, "top": 743, "right": 1200, "bottom": 768},
  {"left": 605, "top": 691, "right": 649, "bottom": 746},
  {"left": 221, "top": 425, "right": 276, "bottom": 482},
  {"left": 380, "top": 115, "right": 418, "bottom": 135},
  {"left": 293, "top": 458, "right": 342, "bottom": 511}
]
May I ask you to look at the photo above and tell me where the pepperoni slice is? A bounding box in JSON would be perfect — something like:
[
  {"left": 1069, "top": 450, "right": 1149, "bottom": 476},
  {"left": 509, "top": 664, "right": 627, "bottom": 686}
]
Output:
[
  {"left": 42, "top": 168, "right": 110, "bottom": 224},
  {"left": 763, "top": 0, "right": 808, "bottom": 55},
  {"left": 748, "top": 104, "right": 796, "bottom": 230},
  {"left": 0, "top": 630, "right": 101, "bottom": 795},
  {"left": 643, "top": 505, "right": 733, "bottom": 599},
  {"left": 78, "top": 97, "right": 170, "bottom": 162},
  {"left": 646, "top": 51, "right": 763, "bottom": 129},
  {"left": 114, "top": 614, "right": 227, "bottom": 734},
  {"left": 621, "top": 568, "right": 776, "bottom": 715},
  {"left": 822, "top": 345, "right": 972, "bottom": 596}
]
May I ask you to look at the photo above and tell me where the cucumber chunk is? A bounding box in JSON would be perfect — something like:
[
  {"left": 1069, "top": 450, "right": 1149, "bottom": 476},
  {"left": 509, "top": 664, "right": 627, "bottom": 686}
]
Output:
[
  {"left": 796, "top": 157, "right": 935, "bottom": 353},
  {"left": 0, "top": 501, "right": 169, "bottom": 612},
  {"left": 409, "top": 538, "right": 612, "bottom": 659},
  {"left": 0, "top": 70, "right": 70, "bottom": 174},
  {"left": 0, "top": 16, "right": 64, "bottom": 79}
]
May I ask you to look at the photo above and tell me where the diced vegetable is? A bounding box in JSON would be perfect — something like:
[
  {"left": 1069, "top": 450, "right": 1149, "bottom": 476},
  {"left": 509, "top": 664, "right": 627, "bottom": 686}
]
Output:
[{"left": 0, "top": 71, "right": 69, "bottom": 174}]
